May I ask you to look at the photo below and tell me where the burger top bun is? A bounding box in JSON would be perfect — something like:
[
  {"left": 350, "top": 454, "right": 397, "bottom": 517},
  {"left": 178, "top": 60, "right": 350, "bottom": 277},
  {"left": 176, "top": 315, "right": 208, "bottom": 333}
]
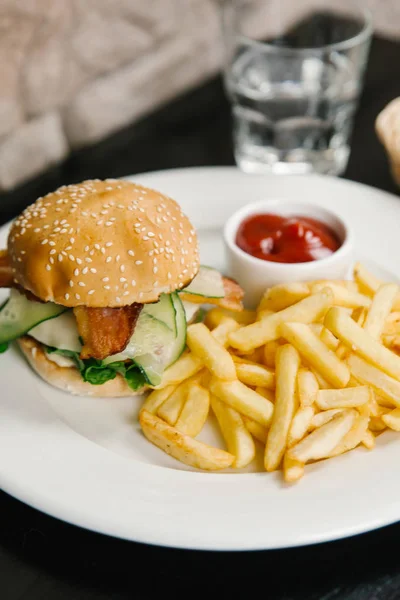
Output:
[{"left": 8, "top": 179, "right": 200, "bottom": 307}]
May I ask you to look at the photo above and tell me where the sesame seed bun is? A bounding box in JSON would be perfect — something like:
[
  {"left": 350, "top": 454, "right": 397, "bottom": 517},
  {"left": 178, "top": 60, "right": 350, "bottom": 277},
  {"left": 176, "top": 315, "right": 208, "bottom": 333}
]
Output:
[
  {"left": 8, "top": 179, "right": 200, "bottom": 307},
  {"left": 18, "top": 336, "right": 146, "bottom": 397}
]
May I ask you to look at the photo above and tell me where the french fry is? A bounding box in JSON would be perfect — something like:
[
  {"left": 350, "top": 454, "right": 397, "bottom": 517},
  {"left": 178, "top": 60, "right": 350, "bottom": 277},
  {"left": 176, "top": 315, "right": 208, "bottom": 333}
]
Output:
[
  {"left": 310, "top": 367, "right": 331, "bottom": 389},
  {"left": 312, "top": 279, "right": 359, "bottom": 293},
  {"left": 229, "top": 288, "right": 334, "bottom": 351},
  {"left": 320, "top": 327, "right": 339, "bottom": 351},
  {"left": 383, "top": 312, "right": 400, "bottom": 336},
  {"left": 204, "top": 307, "right": 256, "bottom": 328},
  {"left": 263, "top": 340, "right": 280, "bottom": 368},
  {"left": 287, "top": 405, "right": 315, "bottom": 447},
  {"left": 327, "top": 413, "right": 369, "bottom": 457},
  {"left": 369, "top": 416, "right": 388, "bottom": 432},
  {"left": 363, "top": 283, "right": 399, "bottom": 339},
  {"left": 353, "top": 262, "right": 381, "bottom": 296},
  {"left": 382, "top": 407, "right": 400, "bottom": 431},
  {"left": 245, "top": 347, "right": 266, "bottom": 363},
  {"left": 210, "top": 378, "right": 274, "bottom": 428},
  {"left": 211, "top": 395, "right": 256, "bottom": 467},
  {"left": 287, "top": 409, "right": 357, "bottom": 463},
  {"left": 175, "top": 383, "right": 210, "bottom": 436},
  {"left": 243, "top": 416, "right": 268, "bottom": 443},
  {"left": 316, "top": 386, "right": 371, "bottom": 410},
  {"left": 157, "top": 352, "right": 203, "bottom": 388},
  {"left": 139, "top": 410, "right": 235, "bottom": 470},
  {"left": 347, "top": 354, "right": 400, "bottom": 407},
  {"left": 283, "top": 454, "right": 304, "bottom": 483},
  {"left": 235, "top": 362, "right": 275, "bottom": 389},
  {"left": 140, "top": 385, "right": 176, "bottom": 415},
  {"left": 258, "top": 282, "right": 310, "bottom": 312},
  {"left": 362, "top": 430, "right": 376, "bottom": 449},
  {"left": 310, "top": 282, "right": 371, "bottom": 309},
  {"left": 265, "top": 345, "right": 300, "bottom": 471},
  {"left": 255, "top": 386, "right": 275, "bottom": 403},
  {"left": 297, "top": 368, "right": 318, "bottom": 407},
  {"left": 211, "top": 318, "right": 240, "bottom": 347},
  {"left": 325, "top": 307, "right": 400, "bottom": 381},
  {"left": 187, "top": 323, "right": 237, "bottom": 380},
  {"left": 280, "top": 322, "right": 350, "bottom": 388},
  {"left": 256, "top": 309, "right": 275, "bottom": 321},
  {"left": 157, "top": 381, "right": 188, "bottom": 425},
  {"left": 310, "top": 408, "right": 343, "bottom": 429}
]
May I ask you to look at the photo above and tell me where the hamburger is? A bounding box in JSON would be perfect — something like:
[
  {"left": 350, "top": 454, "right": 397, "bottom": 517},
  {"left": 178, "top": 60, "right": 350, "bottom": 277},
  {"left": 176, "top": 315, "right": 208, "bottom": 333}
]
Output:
[{"left": 0, "top": 179, "right": 244, "bottom": 396}]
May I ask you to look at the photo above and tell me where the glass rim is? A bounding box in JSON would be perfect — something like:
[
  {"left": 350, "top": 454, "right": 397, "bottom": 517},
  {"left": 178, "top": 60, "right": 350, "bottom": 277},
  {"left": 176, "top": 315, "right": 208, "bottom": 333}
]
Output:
[{"left": 231, "top": 6, "right": 373, "bottom": 54}]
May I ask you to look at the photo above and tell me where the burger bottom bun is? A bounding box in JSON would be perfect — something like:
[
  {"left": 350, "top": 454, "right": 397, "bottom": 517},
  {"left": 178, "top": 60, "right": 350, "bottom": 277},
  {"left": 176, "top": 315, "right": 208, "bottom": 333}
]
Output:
[{"left": 18, "top": 336, "right": 147, "bottom": 398}]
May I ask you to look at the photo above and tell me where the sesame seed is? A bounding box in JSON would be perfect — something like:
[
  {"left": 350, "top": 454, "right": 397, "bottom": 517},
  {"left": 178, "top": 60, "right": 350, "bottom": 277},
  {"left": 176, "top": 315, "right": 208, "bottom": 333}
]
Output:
[
  {"left": 104, "top": 285, "right": 110, "bottom": 290},
  {"left": 135, "top": 260, "right": 143, "bottom": 265},
  {"left": 131, "top": 280, "right": 136, "bottom": 286},
  {"left": 78, "top": 282, "right": 85, "bottom": 287},
  {"left": 50, "top": 249, "right": 56, "bottom": 255},
  {"left": 105, "top": 221, "right": 113, "bottom": 227},
  {"left": 41, "top": 239, "right": 48, "bottom": 245},
  {"left": 58, "top": 254, "right": 63, "bottom": 262},
  {"left": 82, "top": 267, "right": 88, "bottom": 274},
  {"left": 116, "top": 255, "right": 120, "bottom": 262},
  {"left": 153, "top": 267, "right": 158, "bottom": 274},
  {"left": 69, "top": 280, "right": 74, "bottom": 288},
  {"left": 88, "top": 289, "right": 95, "bottom": 295},
  {"left": 148, "top": 232, "right": 155, "bottom": 237},
  {"left": 46, "top": 265, "right": 51, "bottom": 271},
  {"left": 90, "top": 250, "right": 95, "bottom": 256},
  {"left": 74, "top": 268, "right": 79, "bottom": 276},
  {"left": 85, "top": 257, "right": 92, "bottom": 263},
  {"left": 101, "top": 210, "right": 108, "bottom": 215},
  {"left": 120, "top": 277, "right": 126, "bottom": 282},
  {"left": 101, "top": 248, "right": 105, "bottom": 255},
  {"left": 75, "top": 294, "right": 81, "bottom": 300},
  {"left": 84, "top": 245, "right": 90, "bottom": 252},
  {"left": 143, "top": 236, "right": 149, "bottom": 241},
  {"left": 102, "top": 277, "right": 109, "bottom": 282},
  {"left": 54, "top": 228, "right": 61, "bottom": 233},
  {"left": 94, "top": 244, "right": 100, "bottom": 250},
  {"left": 153, "top": 258, "right": 157, "bottom": 264},
  {"left": 167, "top": 272, "right": 172, "bottom": 279},
  {"left": 69, "top": 255, "right": 75, "bottom": 262},
  {"left": 64, "top": 293, "right": 69, "bottom": 300},
  {"left": 60, "top": 228, "right": 67, "bottom": 234},
  {"left": 116, "top": 297, "right": 121, "bottom": 303},
  {"left": 90, "top": 268, "right": 97, "bottom": 274},
  {"left": 34, "top": 228, "right": 41, "bottom": 233},
  {"left": 49, "top": 241, "right": 56, "bottom": 246},
  {"left": 123, "top": 291, "right": 130, "bottom": 296},
  {"left": 75, "top": 258, "right": 82, "bottom": 265},
  {"left": 97, "top": 220, "right": 103, "bottom": 226},
  {"left": 49, "top": 257, "right": 54, "bottom": 264},
  {"left": 106, "top": 257, "right": 112, "bottom": 263},
  {"left": 106, "top": 242, "right": 113, "bottom": 247},
  {"left": 120, "top": 265, "right": 125, "bottom": 273}
]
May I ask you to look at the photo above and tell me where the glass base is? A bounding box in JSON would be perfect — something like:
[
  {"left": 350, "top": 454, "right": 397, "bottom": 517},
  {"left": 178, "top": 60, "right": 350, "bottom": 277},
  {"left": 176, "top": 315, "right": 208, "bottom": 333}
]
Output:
[{"left": 235, "top": 146, "right": 350, "bottom": 176}]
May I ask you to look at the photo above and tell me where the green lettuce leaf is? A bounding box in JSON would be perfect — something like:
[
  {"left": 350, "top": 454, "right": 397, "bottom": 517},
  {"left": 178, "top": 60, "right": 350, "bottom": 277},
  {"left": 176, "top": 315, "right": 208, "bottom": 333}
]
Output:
[
  {"left": 0, "top": 342, "right": 9, "bottom": 353},
  {"left": 45, "top": 346, "right": 147, "bottom": 390}
]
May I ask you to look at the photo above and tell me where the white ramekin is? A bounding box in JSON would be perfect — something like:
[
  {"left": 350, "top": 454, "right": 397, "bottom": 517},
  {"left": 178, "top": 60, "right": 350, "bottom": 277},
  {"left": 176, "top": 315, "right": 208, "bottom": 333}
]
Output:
[{"left": 223, "top": 199, "right": 354, "bottom": 308}]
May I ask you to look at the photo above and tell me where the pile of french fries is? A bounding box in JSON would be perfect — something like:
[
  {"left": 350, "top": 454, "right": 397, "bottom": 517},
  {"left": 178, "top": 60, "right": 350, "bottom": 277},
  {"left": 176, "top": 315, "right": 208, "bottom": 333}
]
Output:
[{"left": 139, "top": 262, "right": 400, "bottom": 483}]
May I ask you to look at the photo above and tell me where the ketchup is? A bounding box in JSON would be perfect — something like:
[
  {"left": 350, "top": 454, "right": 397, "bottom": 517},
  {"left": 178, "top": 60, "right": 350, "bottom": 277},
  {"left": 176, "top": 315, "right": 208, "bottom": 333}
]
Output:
[{"left": 236, "top": 213, "right": 340, "bottom": 264}]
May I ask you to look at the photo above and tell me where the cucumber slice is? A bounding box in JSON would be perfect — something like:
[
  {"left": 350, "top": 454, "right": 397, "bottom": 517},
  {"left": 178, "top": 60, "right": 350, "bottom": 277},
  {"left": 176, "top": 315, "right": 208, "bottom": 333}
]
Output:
[
  {"left": 142, "top": 293, "right": 176, "bottom": 335},
  {"left": 181, "top": 266, "right": 225, "bottom": 298},
  {"left": 0, "top": 289, "right": 66, "bottom": 345},
  {"left": 104, "top": 292, "right": 187, "bottom": 386}
]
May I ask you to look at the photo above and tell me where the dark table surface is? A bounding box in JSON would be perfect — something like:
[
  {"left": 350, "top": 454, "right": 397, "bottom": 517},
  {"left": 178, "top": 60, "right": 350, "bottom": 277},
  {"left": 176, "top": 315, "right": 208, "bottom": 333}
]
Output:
[{"left": 2, "top": 35, "right": 400, "bottom": 600}]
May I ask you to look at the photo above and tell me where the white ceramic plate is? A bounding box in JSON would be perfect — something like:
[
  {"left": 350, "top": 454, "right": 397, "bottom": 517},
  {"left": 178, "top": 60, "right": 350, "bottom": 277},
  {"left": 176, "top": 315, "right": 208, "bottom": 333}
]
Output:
[{"left": 1, "top": 167, "right": 400, "bottom": 551}]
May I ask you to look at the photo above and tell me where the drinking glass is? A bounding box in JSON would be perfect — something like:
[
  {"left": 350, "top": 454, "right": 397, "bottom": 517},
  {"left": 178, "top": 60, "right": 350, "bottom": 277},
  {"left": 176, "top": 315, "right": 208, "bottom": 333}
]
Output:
[{"left": 221, "top": 0, "right": 372, "bottom": 175}]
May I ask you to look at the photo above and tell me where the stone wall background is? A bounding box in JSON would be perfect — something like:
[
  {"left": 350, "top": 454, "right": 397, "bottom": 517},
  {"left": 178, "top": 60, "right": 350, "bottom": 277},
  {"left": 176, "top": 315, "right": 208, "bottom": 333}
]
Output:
[{"left": 0, "top": 0, "right": 398, "bottom": 191}]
